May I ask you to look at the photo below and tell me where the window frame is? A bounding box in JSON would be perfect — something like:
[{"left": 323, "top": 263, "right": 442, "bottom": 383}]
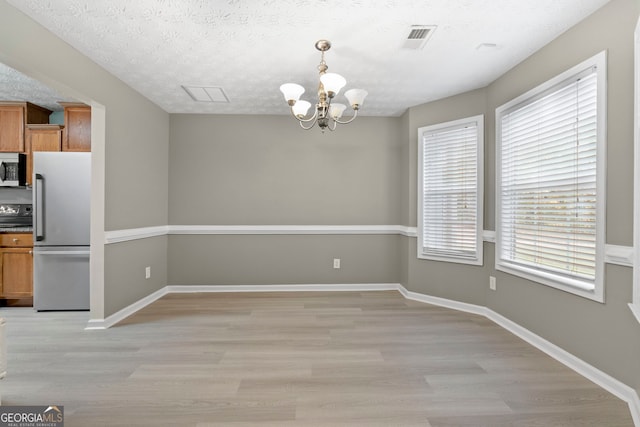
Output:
[
  {"left": 495, "top": 51, "right": 607, "bottom": 302},
  {"left": 417, "top": 114, "right": 484, "bottom": 265}
]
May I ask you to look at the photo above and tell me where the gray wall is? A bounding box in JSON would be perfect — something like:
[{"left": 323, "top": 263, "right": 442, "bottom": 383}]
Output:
[
  {"left": 0, "top": 0, "right": 170, "bottom": 317},
  {"left": 169, "top": 115, "right": 402, "bottom": 225},
  {"left": 169, "top": 234, "right": 401, "bottom": 286},
  {"left": 168, "top": 115, "right": 403, "bottom": 286},
  {"left": 405, "top": 88, "right": 489, "bottom": 306},
  {"left": 483, "top": 0, "right": 640, "bottom": 395},
  {"left": 405, "top": 0, "right": 640, "bottom": 396}
]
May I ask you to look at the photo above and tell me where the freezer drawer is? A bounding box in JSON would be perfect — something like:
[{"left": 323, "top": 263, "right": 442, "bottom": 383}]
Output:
[{"left": 33, "top": 246, "right": 89, "bottom": 311}]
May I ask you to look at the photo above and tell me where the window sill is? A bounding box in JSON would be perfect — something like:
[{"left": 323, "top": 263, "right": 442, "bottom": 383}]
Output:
[
  {"left": 496, "top": 262, "right": 603, "bottom": 303},
  {"left": 418, "top": 253, "right": 483, "bottom": 266}
]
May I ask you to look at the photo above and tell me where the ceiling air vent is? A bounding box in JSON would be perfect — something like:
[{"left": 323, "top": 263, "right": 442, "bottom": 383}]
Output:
[
  {"left": 403, "top": 25, "right": 437, "bottom": 50},
  {"left": 182, "top": 86, "right": 230, "bottom": 103}
]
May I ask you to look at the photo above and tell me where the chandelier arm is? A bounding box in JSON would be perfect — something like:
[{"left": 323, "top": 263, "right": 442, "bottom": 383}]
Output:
[
  {"left": 327, "top": 119, "right": 338, "bottom": 131},
  {"left": 289, "top": 106, "right": 319, "bottom": 123},
  {"left": 332, "top": 108, "right": 359, "bottom": 125},
  {"left": 299, "top": 118, "right": 318, "bottom": 130}
]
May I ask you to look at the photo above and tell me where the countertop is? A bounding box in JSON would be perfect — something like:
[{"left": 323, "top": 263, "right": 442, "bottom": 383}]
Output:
[{"left": 0, "top": 227, "right": 32, "bottom": 233}]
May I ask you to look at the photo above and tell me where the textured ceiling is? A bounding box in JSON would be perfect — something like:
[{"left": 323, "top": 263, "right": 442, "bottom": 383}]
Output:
[
  {"left": 5, "top": 0, "right": 610, "bottom": 117},
  {"left": 0, "top": 62, "right": 73, "bottom": 111}
]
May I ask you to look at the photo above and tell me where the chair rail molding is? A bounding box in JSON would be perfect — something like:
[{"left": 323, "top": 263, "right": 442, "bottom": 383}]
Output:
[{"left": 102, "top": 225, "right": 633, "bottom": 268}]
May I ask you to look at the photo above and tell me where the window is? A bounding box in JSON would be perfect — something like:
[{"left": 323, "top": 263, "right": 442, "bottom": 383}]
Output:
[
  {"left": 496, "top": 51, "right": 606, "bottom": 301},
  {"left": 418, "top": 115, "right": 484, "bottom": 265}
]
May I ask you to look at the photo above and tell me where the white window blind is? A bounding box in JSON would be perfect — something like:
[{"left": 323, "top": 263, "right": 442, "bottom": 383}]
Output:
[
  {"left": 418, "top": 115, "right": 483, "bottom": 264},
  {"left": 497, "top": 53, "right": 605, "bottom": 299}
]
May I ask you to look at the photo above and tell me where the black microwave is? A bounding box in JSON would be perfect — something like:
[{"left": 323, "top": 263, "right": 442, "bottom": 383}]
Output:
[{"left": 0, "top": 153, "right": 27, "bottom": 187}]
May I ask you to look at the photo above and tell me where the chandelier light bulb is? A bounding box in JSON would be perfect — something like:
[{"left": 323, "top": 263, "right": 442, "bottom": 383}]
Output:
[
  {"left": 345, "top": 89, "right": 368, "bottom": 109},
  {"left": 329, "top": 103, "right": 347, "bottom": 119},
  {"left": 320, "top": 73, "right": 347, "bottom": 97},
  {"left": 292, "top": 100, "right": 312, "bottom": 118},
  {"left": 280, "top": 83, "right": 305, "bottom": 105}
]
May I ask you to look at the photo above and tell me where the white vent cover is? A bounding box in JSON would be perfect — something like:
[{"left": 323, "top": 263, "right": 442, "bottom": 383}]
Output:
[
  {"left": 403, "top": 25, "right": 437, "bottom": 50},
  {"left": 182, "top": 86, "right": 230, "bottom": 103}
]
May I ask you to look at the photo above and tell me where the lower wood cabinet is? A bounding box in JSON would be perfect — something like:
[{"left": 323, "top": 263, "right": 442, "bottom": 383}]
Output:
[{"left": 0, "top": 234, "right": 33, "bottom": 299}]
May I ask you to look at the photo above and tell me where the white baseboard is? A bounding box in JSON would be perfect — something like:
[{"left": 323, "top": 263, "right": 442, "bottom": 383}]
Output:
[
  {"left": 397, "top": 286, "right": 487, "bottom": 316},
  {"left": 84, "top": 287, "right": 169, "bottom": 330},
  {"left": 398, "top": 286, "right": 640, "bottom": 425},
  {"left": 166, "top": 283, "right": 400, "bottom": 293},
  {"left": 84, "top": 282, "right": 640, "bottom": 425},
  {"left": 483, "top": 309, "right": 640, "bottom": 427}
]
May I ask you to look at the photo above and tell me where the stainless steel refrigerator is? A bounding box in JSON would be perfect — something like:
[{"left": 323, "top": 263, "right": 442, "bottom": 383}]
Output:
[{"left": 32, "top": 152, "right": 90, "bottom": 311}]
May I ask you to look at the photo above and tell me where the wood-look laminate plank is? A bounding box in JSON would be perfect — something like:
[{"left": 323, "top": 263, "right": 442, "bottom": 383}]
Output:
[{"left": 0, "top": 291, "right": 634, "bottom": 426}]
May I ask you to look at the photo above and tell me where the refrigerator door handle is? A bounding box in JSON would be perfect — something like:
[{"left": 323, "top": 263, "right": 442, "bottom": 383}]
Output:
[{"left": 34, "top": 173, "right": 45, "bottom": 241}]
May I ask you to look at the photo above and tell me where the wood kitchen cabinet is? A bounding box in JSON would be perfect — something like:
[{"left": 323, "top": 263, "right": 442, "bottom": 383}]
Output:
[
  {"left": 0, "top": 233, "right": 33, "bottom": 299},
  {"left": 59, "top": 102, "right": 91, "bottom": 152},
  {"left": 0, "top": 105, "right": 24, "bottom": 152},
  {"left": 24, "top": 124, "right": 64, "bottom": 186},
  {"left": 0, "top": 102, "right": 52, "bottom": 153}
]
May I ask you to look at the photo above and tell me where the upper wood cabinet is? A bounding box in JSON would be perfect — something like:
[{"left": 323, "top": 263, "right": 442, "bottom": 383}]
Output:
[
  {"left": 59, "top": 102, "right": 91, "bottom": 152},
  {"left": 0, "top": 105, "right": 24, "bottom": 152},
  {"left": 0, "top": 102, "right": 52, "bottom": 153},
  {"left": 25, "top": 124, "right": 64, "bottom": 185}
]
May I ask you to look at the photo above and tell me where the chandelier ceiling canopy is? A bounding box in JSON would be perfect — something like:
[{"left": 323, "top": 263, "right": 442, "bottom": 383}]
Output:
[{"left": 280, "top": 40, "right": 368, "bottom": 132}]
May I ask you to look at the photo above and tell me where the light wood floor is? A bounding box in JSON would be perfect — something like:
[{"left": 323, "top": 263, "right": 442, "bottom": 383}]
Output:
[{"left": 0, "top": 291, "right": 634, "bottom": 426}]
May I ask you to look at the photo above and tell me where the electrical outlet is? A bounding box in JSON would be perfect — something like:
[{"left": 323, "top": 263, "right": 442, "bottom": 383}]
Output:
[
  {"left": 333, "top": 258, "right": 341, "bottom": 269},
  {"left": 145, "top": 266, "right": 151, "bottom": 279},
  {"left": 489, "top": 275, "right": 496, "bottom": 291}
]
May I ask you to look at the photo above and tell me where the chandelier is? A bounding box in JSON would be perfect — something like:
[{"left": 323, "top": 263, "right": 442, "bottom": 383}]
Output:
[{"left": 279, "top": 40, "right": 368, "bottom": 131}]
